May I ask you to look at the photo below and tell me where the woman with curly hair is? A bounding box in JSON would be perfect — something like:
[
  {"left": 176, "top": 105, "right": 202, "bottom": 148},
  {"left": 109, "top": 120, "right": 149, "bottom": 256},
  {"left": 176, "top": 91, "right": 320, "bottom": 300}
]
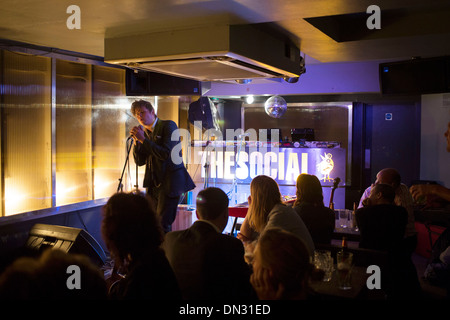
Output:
[{"left": 101, "top": 191, "right": 181, "bottom": 300}]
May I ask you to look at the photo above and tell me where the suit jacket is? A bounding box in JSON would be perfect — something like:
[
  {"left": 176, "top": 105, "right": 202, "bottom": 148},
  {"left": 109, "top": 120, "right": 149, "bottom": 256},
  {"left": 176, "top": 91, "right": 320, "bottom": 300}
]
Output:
[
  {"left": 133, "top": 118, "right": 195, "bottom": 197},
  {"left": 355, "top": 204, "right": 408, "bottom": 252},
  {"left": 163, "top": 220, "right": 256, "bottom": 300}
]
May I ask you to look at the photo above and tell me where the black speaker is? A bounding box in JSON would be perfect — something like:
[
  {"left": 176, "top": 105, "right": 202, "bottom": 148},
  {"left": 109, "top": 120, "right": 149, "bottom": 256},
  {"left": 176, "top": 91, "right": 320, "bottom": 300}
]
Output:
[
  {"left": 26, "top": 224, "right": 106, "bottom": 267},
  {"left": 126, "top": 69, "right": 202, "bottom": 96},
  {"left": 380, "top": 57, "right": 450, "bottom": 94},
  {"left": 188, "top": 96, "right": 219, "bottom": 130}
]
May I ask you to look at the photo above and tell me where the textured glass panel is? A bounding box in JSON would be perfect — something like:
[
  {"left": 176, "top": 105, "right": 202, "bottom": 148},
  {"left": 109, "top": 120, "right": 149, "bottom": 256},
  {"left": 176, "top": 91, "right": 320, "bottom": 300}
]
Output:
[
  {"left": 55, "top": 60, "right": 92, "bottom": 206},
  {"left": 92, "top": 65, "right": 128, "bottom": 198},
  {"left": 2, "top": 50, "right": 52, "bottom": 215}
]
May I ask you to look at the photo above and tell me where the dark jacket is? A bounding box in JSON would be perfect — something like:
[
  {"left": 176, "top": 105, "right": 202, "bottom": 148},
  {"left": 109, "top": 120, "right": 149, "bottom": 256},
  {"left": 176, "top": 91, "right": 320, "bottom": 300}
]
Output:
[
  {"left": 133, "top": 119, "right": 195, "bottom": 197},
  {"left": 355, "top": 204, "right": 408, "bottom": 252},
  {"left": 108, "top": 248, "right": 181, "bottom": 300},
  {"left": 163, "top": 220, "right": 256, "bottom": 300}
]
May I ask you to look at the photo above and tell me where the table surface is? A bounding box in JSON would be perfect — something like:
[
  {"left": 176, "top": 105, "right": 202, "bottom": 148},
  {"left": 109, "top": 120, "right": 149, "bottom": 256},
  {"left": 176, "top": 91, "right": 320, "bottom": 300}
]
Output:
[{"left": 309, "top": 265, "right": 368, "bottom": 299}]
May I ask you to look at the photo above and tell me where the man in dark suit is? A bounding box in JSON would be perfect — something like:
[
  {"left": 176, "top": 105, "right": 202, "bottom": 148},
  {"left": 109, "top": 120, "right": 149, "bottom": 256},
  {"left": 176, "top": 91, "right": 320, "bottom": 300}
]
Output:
[
  {"left": 130, "top": 100, "right": 195, "bottom": 232},
  {"left": 162, "top": 187, "right": 256, "bottom": 300},
  {"left": 356, "top": 183, "right": 422, "bottom": 298},
  {"left": 356, "top": 183, "right": 408, "bottom": 251}
]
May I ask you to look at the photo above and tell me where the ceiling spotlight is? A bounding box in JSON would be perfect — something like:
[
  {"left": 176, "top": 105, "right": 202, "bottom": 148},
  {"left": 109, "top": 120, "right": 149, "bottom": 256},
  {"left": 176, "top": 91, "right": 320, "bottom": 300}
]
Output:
[
  {"left": 283, "top": 76, "right": 299, "bottom": 83},
  {"left": 245, "top": 95, "right": 254, "bottom": 104}
]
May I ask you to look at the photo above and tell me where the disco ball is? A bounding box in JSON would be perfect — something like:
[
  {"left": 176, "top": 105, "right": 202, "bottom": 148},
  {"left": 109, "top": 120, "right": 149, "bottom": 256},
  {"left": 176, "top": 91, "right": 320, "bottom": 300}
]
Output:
[{"left": 264, "top": 95, "right": 287, "bottom": 118}]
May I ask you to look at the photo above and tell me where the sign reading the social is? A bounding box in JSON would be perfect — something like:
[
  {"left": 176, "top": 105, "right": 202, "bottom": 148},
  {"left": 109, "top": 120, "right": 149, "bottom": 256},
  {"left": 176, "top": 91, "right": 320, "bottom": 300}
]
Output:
[{"left": 194, "top": 146, "right": 346, "bottom": 186}]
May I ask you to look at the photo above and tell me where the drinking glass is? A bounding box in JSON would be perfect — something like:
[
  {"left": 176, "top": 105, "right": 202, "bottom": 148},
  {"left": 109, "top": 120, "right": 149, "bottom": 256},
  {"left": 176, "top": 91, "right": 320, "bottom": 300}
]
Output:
[
  {"left": 314, "top": 250, "right": 333, "bottom": 282},
  {"left": 336, "top": 251, "right": 353, "bottom": 290},
  {"left": 338, "top": 209, "right": 348, "bottom": 228}
]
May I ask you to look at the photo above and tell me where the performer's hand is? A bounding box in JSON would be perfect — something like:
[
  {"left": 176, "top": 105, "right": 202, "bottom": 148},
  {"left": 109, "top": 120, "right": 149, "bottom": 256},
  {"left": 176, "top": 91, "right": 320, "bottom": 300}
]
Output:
[{"left": 130, "top": 126, "right": 145, "bottom": 144}]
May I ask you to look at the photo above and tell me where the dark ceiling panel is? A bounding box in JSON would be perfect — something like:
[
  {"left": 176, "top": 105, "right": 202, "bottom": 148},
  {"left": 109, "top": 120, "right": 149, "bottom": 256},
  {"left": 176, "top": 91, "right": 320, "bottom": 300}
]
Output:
[{"left": 304, "top": 6, "right": 450, "bottom": 43}]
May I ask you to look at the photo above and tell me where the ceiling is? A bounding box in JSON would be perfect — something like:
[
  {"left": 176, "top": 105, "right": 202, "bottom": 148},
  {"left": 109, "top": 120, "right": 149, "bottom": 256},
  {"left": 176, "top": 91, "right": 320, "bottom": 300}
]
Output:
[{"left": 1, "top": 0, "right": 450, "bottom": 66}]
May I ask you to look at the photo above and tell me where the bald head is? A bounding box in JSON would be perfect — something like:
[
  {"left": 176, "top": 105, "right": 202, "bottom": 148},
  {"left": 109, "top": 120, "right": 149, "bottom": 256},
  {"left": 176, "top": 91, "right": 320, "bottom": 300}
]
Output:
[{"left": 375, "top": 168, "right": 401, "bottom": 189}]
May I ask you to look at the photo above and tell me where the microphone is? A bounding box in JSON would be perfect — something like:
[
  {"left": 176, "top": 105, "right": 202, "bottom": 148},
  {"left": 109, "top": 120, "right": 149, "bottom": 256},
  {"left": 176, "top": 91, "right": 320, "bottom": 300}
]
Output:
[{"left": 128, "top": 125, "right": 143, "bottom": 141}]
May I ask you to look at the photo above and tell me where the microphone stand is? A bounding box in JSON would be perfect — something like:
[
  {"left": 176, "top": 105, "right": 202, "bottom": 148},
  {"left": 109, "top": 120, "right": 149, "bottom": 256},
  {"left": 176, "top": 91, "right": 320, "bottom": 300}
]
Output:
[{"left": 117, "top": 136, "right": 134, "bottom": 192}]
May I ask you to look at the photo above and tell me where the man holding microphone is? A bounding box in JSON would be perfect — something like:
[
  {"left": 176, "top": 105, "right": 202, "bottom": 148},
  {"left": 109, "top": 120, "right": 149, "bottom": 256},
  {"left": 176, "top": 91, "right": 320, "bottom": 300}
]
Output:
[{"left": 130, "top": 99, "right": 195, "bottom": 232}]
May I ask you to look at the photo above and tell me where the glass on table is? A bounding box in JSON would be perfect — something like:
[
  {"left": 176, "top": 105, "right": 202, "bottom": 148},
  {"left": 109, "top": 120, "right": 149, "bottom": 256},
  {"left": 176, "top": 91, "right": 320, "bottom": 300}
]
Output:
[
  {"left": 336, "top": 251, "right": 353, "bottom": 290},
  {"left": 313, "top": 250, "right": 333, "bottom": 282}
]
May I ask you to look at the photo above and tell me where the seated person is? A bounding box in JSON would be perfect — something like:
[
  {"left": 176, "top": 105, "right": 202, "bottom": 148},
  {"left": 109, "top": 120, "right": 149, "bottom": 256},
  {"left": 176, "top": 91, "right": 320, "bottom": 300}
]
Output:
[
  {"left": 410, "top": 183, "right": 450, "bottom": 209},
  {"left": 410, "top": 121, "right": 450, "bottom": 208},
  {"left": 424, "top": 227, "right": 450, "bottom": 291},
  {"left": 163, "top": 187, "right": 256, "bottom": 300},
  {"left": 356, "top": 183, "right": 422, "bottom": 298},
  {"left": 101, "top": 192, "right": 181, "bottom": 300},
  {"left": 0, "top": 249, "right": 107, "bottom": 299},
  {"left": 293, "top": 174, "right": 335, "bottom": 244},
  {"left": 358, "top": 168, "right": 417, "bottom": 253},
  {"left": 250, "top": 228, "right": 322, "bottom": 300},
  {"left": 356, "top": 183, "right": 408, "bottom": 252},
  {"left": 237, "top": 175, "right": 315, "bottom": 255}
]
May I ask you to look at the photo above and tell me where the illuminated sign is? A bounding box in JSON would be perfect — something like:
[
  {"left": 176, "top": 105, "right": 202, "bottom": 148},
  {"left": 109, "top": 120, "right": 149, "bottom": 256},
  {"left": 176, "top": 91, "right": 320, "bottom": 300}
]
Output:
[{"left": 194, "top": 146, "right": 346, "bottom": 186}]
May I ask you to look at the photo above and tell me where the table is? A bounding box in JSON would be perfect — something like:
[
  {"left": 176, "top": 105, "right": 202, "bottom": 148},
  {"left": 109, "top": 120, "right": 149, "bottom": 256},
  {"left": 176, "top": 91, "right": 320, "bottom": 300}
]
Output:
[{"left": 310, "top": 265, "right": 369, "bottom": 299}]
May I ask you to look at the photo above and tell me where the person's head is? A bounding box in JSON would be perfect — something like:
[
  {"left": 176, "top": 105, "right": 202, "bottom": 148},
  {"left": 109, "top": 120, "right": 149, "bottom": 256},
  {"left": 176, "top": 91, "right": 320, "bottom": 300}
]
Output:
[
  {"left": 252, "top": 228, "right": 317, "bottom": 299},
  {"left": 369, "top": 183, "right": 396, "bottom": 205},
  {"left": 131, "top": 100, "right": 156, "bottom": 127},
  {"left": 101, "top": 192, "right": 163, "bottom": 268},
  {"left": 196, "top": 187, "right": 229, "bottom": 231},
  {"left": 0, "top": 249, "right": 107, "bottom": 299},
  {"left": 294, "top": 174, "right": 324, "bottom": 207},
  {"left": 248, "top": 175, "right": 282, "bottom": 233},
  {"left": 445, "top": 122, "right": 450, "bottom": 152},
  {"left": 375, "top": 168, "right": 401, "bottom": 190}
]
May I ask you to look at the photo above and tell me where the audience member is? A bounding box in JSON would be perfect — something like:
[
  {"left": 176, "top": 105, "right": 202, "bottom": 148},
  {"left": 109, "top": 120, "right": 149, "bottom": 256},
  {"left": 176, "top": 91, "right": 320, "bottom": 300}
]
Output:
[
  {"left": 293, "top": 174, "right": 335, "bottom": 244},
  {"left": 163, "top": 187, "right": 256, "bottom": 300},
  {"left": 424, "top": 227, "right": 450, "bottom": 292},
  {"left": 410, "top": 121, "right": 450, "bottom": 206},
  {"left": 0, "top": 249, "right": 107, "bottom": 299},
  {"left": 356, "top": 183, "right": 422, "bottom": 299},
  {"left": 250, "top": 228, "right": 322, "bottom": 300},
  {"left": 101, "top": 191, "right": 181, "bottom": 300},
  {"left": 356, "top": 183, "right": 408, "bottom": 251},
  {"left": 237, "top": 175, "right": 315, "bottom": 255},
  {"left": 416, "top": 122, "right": 450, "bottom": 292},
  {"left": 358, "top": 168, "right": 417, "bottom": 254}
]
